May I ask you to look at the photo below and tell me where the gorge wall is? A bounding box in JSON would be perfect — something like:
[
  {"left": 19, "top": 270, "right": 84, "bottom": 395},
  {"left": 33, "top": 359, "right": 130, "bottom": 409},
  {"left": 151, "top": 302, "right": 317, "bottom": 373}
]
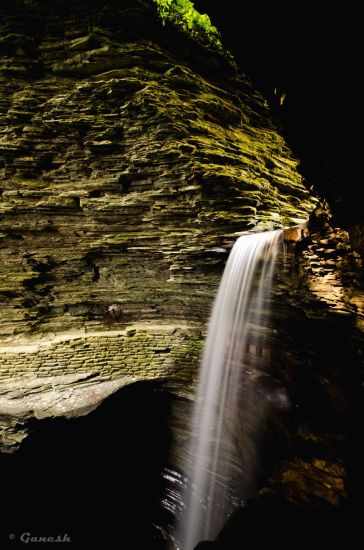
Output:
[{"left": 0, "top": 0, "right": 315, "bottom": 449}]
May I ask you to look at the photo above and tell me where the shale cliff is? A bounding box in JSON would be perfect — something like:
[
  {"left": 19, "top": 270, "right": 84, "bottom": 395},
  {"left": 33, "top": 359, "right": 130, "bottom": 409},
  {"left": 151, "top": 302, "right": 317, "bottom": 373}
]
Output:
[{"left": 0, "top": 0, "right": 315, "bottom": 449}]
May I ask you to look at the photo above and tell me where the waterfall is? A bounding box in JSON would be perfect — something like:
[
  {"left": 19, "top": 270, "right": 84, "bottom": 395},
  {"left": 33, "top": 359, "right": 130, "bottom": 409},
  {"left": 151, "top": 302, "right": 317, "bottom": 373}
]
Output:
[{"left": 177, "top": 230, "right": 283, "bottom": 550}]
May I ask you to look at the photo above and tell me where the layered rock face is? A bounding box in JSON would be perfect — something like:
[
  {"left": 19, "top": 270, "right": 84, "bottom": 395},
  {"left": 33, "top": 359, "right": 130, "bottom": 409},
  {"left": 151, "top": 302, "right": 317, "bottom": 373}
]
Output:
[{"left": 0, "top": 1, "right": 315, "bottom": 449}]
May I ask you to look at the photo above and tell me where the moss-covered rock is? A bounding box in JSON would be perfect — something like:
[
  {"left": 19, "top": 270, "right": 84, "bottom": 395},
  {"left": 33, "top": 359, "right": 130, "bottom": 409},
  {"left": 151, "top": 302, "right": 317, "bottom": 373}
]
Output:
[
  {"left": 0, "top": 1, "right": 316, "bottom": 346},
  {"left": 0, "top": 0, "right": 318, "bottom": 468}
]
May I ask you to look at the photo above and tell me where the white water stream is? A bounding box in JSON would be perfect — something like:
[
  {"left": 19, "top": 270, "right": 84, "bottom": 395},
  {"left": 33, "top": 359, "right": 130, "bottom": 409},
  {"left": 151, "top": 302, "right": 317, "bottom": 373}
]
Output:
[{"left": 178, "top": 230, "right": 283, "bottom": 549}]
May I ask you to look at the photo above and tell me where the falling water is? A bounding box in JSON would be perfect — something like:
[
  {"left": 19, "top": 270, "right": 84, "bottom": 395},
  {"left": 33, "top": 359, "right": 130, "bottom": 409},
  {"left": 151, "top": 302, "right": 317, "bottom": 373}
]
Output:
[{"left": 177, "top": 230, "right": 283, "bottom": 550}]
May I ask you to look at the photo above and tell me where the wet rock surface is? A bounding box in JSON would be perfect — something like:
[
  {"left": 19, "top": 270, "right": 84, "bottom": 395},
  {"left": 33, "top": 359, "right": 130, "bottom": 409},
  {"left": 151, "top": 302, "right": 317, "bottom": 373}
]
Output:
[{"left": 255, "top": 210, "right": 364, "bottom": 515}]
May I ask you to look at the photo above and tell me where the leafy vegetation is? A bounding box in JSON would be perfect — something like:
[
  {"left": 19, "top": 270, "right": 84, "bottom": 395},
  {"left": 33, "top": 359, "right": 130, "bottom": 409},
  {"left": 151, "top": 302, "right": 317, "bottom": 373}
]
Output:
[{"left": 153, "top": 0, "right": 223, "bottom": 51}]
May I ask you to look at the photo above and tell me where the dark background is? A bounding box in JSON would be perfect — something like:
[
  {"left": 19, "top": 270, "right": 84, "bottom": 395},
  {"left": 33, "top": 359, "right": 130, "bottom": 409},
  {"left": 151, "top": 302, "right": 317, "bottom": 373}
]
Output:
[{"left": 194, "top": 1, "right": 359, "bottom": 226}]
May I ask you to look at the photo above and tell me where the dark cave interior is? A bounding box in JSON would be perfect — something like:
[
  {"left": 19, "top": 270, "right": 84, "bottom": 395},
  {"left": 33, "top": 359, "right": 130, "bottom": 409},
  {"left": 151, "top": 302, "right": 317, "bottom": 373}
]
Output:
[{"left": 1, "top": 381, "right": 173, "bottom": 548}]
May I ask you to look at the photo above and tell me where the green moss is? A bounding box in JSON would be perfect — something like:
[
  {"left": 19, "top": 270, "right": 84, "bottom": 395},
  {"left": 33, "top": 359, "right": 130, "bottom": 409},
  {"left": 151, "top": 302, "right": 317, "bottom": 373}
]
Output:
[{"left": 153, "top": 0, "right": 223, "bottom": 51}]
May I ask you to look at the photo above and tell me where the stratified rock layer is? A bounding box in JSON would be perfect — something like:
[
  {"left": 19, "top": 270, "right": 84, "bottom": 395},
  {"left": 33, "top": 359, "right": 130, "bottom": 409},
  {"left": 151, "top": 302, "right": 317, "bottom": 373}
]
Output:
[
  {"left": 0, "top": 0, "right": 316, "bottom": 449},
  {"left": 0, "top": 2, "right": 314, "bottom": 343}
]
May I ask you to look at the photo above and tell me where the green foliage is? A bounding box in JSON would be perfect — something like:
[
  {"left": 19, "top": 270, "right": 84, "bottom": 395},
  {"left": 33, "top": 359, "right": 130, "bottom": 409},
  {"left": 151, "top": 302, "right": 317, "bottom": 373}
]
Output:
[{"left": 153, "top": 0, "right": 223, "bottom": 50}]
